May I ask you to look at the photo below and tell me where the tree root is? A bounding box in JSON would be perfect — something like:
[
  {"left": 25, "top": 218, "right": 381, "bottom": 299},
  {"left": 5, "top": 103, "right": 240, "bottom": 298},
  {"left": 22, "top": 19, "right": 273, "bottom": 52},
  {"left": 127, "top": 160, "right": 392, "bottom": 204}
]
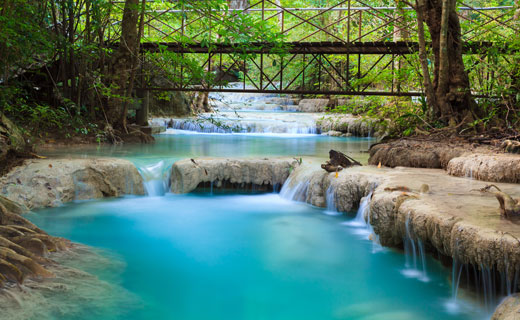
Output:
[
  {"left": 0, "top": 201, "right": 67, "bottom": 287},
  {"left": 474, "top": 184, "right": 520, "bottom": 218}
]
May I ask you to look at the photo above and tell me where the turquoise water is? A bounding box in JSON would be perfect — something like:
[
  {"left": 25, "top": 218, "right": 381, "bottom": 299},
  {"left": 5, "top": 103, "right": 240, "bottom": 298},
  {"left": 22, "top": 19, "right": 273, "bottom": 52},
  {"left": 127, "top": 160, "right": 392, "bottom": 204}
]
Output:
[
  {"left": 26, "top": 132, "right": 488, "bottom": 319},
  {"left": 29, "top": 194, "right": 486, "bottom": 320},
  {"left": 41, "top": 132, "right": 374, "bottom": 167}
]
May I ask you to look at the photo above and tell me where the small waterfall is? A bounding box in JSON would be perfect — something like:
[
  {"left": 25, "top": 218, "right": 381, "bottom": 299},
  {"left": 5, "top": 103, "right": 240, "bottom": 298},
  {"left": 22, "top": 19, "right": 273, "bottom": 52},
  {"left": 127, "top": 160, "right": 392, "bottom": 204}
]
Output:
[
  {"left": 139, "top": 161, "right": 171, "bottom": 197},
  {"left": 279, "top": 174, "right": 310, "bottom": 202},
  {"left": 324, "top": 185, "right": 341, "bottom": 215},
  {"left": 72, "top": 175, "right": 90, "bottom": 200},
  {"left": 348, "top": 192, "right": 372, "bottom": 227},
  {"left": 401, "top": 213, "right": 429, "bottom": 282},
  {"left": 443, "top": 246, "right": 520, "bottom": 314}
]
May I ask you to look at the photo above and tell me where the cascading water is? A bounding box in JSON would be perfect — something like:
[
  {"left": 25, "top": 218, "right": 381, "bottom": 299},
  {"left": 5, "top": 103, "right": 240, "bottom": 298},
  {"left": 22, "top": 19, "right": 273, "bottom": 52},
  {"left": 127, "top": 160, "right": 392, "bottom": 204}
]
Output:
[
  {"left": 138, "top": 161, "right": 171, "bottom": 197},
  {"left": 324, "top": 185, "right": 341, "bottom": 216},
  {"left": 401, "top": 212, "right": 429, "bottom": 282},
  {"left": 341, "top": 191, "right": 383, "bottom": 253},
  {"left": 162, "top": 116, "right": 318, "bottom": 135},
  {"left": 347, "top": 192, "right": 372, "bottom": 228},
  {"left": 279, "top": 173, "right": 310, "bottom": 202}
]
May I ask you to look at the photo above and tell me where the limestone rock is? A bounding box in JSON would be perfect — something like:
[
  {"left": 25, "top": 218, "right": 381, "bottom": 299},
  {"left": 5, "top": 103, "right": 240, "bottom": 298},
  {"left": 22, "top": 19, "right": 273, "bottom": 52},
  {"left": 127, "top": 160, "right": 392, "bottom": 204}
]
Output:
[
  {"left": 297, "top": 99, "right": 330, "bottom": 112},
  {"left": 318, "top": 115, "right": 383, "bottom": 137},
  {"left": 447, "top": 154, "right": 520, "bottom": 183},
  {"left": 321, "top": 130, "right": 352, "bottom": 137},
  {"left": 281, "top": 163, "right": 520, "bottom": 277},
  {"left": 171, "top": 158, "right": 297, "bottom": 193},
  {"left": 0, "top": 158, "right": 144, "bottom": 210},
  {"left": 492, "top": 294, "right": 520, "bottom": 320}
]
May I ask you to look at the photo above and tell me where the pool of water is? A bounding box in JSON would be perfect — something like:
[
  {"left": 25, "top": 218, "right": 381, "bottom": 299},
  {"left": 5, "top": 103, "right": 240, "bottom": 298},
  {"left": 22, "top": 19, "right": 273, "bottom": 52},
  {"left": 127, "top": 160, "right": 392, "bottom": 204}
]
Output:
[
  {"left": 26, "top": 131, "right": 491, "bottom": 319},
  {"left": 28, "top": 193, "right": 487, "bottom": 320},
  {"left": 40, "top": 131, "right": 375, "bottom": 168}
]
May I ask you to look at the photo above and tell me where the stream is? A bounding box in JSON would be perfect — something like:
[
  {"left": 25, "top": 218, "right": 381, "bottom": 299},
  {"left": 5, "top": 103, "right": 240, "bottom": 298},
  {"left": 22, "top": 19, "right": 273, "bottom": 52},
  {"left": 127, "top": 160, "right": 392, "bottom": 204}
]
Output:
[{"left": 22, "top": 92, "right": 493, "bottom": 320}]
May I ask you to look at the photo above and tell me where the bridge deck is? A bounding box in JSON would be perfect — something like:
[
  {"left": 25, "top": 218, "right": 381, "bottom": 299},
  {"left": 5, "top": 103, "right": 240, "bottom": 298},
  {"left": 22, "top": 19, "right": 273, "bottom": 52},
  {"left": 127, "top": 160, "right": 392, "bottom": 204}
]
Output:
[{"left": 139, "top": 41, "right": 499, "bottom": 55}]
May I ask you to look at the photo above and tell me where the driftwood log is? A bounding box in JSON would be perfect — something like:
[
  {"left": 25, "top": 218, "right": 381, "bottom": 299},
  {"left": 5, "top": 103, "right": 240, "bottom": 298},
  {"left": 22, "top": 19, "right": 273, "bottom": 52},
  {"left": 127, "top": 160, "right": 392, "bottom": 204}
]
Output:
[
  {"left": 475, "top": 184, "right": 520, "bottom": 218},
  {"left": 321, "top": 150, "right": 362, "bottom": 173}
]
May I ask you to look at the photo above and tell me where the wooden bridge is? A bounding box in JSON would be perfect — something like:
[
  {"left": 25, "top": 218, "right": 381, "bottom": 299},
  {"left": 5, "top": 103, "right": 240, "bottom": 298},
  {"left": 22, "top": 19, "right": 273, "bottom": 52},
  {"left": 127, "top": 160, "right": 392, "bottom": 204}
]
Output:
[{"left": 109, "top": 0, "right": 518, "bottom": 97}]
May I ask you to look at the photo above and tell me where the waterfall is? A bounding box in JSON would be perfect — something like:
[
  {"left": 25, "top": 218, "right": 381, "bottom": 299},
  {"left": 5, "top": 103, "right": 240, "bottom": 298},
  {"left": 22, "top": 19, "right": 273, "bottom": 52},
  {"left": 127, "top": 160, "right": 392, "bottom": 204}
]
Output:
[
  {"left": 324, "top": 185, "right": 341, "bottom": 215},
  {"left": 279, "top": 173, "right": 310, "bottom": 202},
  {"left": 443, "top": 245, "right": 520, "bottom": 314},
  {"left": 347, "top": 192, "right": 372, "bottom": 228},
  {"left": 165, "top": 118, "right": 318, "bottom": 135},
  {"left": 401, "top": 213, "right": 429, "bottom": 282},
  {"left": 139, "top": 161, "right": 171, "bottom": 197}
]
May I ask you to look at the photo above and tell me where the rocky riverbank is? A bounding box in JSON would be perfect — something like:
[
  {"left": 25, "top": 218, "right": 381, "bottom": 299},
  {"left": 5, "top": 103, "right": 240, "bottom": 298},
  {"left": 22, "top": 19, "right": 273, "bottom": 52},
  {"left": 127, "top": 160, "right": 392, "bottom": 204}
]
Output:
[
  {"left": 171, "top": 156, "right": 520, "bottom": 318},
  {"left": 0, "top": 157, "right": 144, "bottom": 296}
]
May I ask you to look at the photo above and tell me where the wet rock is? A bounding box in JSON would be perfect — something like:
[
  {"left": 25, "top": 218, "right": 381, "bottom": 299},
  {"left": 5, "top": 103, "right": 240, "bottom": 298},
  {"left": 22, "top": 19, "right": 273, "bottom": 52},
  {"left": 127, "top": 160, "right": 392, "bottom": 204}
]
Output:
[
  {"left": 447, "top": 154, "right": 520, "bottom": 183},
  {"left": 171, "top": 158, "right": 297, "bottom": 193},
  {"left": 0, "top": 158, "right": 144, "bottom": 210},
  {"left": 492, "top": 294, "right": 520, "bottom": 320},
  {"left": 318, "top": 115, "right": 383, "bottom": 137}
]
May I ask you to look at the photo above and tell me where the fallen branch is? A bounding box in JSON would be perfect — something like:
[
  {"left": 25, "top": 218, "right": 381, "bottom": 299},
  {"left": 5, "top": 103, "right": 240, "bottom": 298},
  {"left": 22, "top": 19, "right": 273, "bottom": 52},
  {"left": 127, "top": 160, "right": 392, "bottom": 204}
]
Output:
[{"left": 474, "top": 184, "right": 520, "bottom": 218}]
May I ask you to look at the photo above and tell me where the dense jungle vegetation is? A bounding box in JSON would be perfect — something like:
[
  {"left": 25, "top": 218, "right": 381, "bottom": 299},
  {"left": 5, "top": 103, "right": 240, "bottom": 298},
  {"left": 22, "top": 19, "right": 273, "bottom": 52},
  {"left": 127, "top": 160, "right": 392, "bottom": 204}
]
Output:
[{"left": 0, "top": 0, "right": 519, "bottom": 142}]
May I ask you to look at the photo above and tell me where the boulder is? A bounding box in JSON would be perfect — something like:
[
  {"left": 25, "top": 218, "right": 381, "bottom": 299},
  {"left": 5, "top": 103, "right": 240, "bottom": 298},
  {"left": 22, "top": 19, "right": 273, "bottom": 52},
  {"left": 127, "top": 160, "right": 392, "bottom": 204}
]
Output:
[
  {"left": 492, "top": 294, "right": 520, "bottom": 320},
  {"left": 0, "top": 158, "right": 144, "bottom": 210}
]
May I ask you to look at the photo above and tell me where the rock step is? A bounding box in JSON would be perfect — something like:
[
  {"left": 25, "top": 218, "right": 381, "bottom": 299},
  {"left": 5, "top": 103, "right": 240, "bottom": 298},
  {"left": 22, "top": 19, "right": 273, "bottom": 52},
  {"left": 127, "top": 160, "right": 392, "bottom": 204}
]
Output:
[{"left": 170, "top": 158, "right": 298, "bottom": 194}]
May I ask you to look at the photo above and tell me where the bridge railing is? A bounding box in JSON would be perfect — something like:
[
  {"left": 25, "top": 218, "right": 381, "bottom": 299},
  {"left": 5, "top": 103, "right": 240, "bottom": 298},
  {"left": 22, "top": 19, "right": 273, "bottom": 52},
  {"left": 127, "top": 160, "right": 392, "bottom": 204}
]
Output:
[
  {"left": 106, "top": 1, "right": 518, "bottom": 97},
  {"left": 108, "top": 0, "right": 516, "bottom": 45}
]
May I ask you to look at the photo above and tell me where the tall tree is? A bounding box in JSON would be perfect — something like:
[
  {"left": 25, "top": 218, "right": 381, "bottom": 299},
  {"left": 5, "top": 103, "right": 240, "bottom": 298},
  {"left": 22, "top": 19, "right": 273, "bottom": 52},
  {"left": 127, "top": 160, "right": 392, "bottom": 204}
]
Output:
[{"left": 415, "top": 0, "right": 477, "bottom": 125}]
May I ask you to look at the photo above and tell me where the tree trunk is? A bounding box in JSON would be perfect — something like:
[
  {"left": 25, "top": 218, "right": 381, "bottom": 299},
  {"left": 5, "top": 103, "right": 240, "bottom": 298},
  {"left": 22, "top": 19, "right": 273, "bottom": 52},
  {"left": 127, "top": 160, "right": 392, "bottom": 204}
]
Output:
[
  {"left": 106, "top": 0, "right": 141, "bottom": 129},
  {"left": 415, "top": 0, "right": 436, "bottom": 117},
  {"left": 417, "top": 0, "right": 477, "bottom": 124}
]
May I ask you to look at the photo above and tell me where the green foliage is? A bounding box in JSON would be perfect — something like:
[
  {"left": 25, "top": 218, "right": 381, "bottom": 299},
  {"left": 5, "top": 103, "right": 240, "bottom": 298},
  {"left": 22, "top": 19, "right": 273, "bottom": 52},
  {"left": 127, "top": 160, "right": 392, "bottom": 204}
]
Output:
[{"left": 329, "top": 96, "right": 437, "bottom": 137}]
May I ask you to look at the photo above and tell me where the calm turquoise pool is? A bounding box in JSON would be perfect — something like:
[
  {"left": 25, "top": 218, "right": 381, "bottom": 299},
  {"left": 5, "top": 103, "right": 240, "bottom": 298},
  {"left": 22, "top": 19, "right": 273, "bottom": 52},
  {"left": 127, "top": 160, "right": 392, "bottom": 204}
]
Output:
[{"left": 26, "top": 132, "right": 489, "bottom": 319}]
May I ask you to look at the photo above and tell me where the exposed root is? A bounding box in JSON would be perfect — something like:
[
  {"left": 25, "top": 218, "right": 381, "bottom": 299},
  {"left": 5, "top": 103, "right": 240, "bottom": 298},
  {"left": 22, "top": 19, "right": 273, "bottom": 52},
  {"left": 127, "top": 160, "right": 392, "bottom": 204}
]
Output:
[
  {"left": 475, "top": 184, "right": 520, "bottom": 218},
  {"left": 0, "top": 201, "right": 67, "bottom": 287},
  {"left": 501, "top": 139, "right": 520, "bottom": 154}
]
